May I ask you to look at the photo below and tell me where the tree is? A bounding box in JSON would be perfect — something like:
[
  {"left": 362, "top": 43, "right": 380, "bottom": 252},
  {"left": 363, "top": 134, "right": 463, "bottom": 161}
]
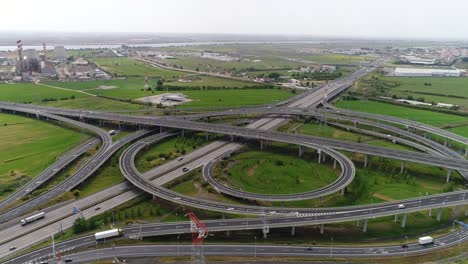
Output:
[
  {"left": 156, "top": 79, "right": 164, "bottom": 91},
  {"left": 73, "top": 190, "right": 80, "bottom": 198},
  {"left": 268, "top": 72, "right": 281, "bottom": 80},
  {"left": 72, "top": 217, "right": 87, "bottom": 234}
]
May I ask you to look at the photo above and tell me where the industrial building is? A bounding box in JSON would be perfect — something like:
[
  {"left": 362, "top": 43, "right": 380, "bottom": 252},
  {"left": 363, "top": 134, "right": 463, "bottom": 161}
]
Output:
[
  {"left": 54, "top": 46, "right": 67, "bottom": 61},
  {"left": 394, "top": 67, "right": 461, "bottom": 77}
]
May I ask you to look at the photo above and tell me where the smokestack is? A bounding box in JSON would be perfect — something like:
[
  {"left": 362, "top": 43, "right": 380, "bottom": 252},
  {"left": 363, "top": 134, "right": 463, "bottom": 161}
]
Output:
[
  {"left": 17, "top": 40, "right": 23, "bottom": 73},
  {"left": 42, "top": 43, "right": 47, "bottom": 61}
]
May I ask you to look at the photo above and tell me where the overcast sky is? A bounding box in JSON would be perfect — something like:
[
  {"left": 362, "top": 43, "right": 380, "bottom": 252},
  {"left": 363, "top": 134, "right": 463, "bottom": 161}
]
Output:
[{"left": 1, "top": 0, "right": 468, "bottom": 40}]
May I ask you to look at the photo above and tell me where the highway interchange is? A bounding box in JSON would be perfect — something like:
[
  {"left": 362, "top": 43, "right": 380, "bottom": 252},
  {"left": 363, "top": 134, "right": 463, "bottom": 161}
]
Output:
[{"left": 1, "top": 55, "right": 468, "bottom": 263}]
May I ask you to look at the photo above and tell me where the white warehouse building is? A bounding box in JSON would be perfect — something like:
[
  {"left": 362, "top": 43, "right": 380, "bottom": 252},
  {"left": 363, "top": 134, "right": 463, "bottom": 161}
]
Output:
[{"left": 394, "top": 67, "right": 461, "bottom": 77}]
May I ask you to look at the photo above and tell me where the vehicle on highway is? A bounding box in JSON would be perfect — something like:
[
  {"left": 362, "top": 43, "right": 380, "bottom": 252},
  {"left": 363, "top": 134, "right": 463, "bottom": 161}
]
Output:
[
  {"left": 20, "top": 212, "right": 46, "bottom": 226},
  {"left": 182, "top": 167, "right": 189, "bottom": 172},
  {"left": 95, "top": 206, "right": 101, "bottom": 210},
  {"left": 306, "top": 247, "right": 313, "bottom": 251},
  {"left": 227, "top": 207, "right": 234, "bottom": 211},
  {"left": 108, "top": 130, "right": 116, "bottom": 135},
  {"left": 9, "top": 246, "right": 16, "bottom": 251},
  {"left": 65, "top": 258, "right": 73, "bottom": 262},
  {"left": 418, "top": 236, "right": 434, "bottom": 245},
  {"left": 398, "top": 204, "right": 406, "bottom": 209},
  {"left": 95, "top": 228, "right": 122, "bottom": 240},
  {"left": 401, "top": 244, "right": 408, "bottom": 248},
  {"left": 177, "top": 157, "right": 184, "bottom": 161}
]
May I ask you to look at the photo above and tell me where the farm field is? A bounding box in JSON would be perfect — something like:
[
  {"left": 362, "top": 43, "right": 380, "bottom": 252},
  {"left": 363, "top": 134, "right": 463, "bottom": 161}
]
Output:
[{"left": 0, "top": 113, "right": 88, "bottom": 200}]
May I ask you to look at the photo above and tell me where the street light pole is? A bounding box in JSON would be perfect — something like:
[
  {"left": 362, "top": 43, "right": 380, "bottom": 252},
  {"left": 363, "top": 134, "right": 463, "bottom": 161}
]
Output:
[
  {"left": 254, "top": 236, "right": 257, "bottom": 260},
  {"left": 404, "top": 236, "right": 408, "bottom": 256},
  {"left": 330, "top": 237, "right": 334, "bottom": 258}
]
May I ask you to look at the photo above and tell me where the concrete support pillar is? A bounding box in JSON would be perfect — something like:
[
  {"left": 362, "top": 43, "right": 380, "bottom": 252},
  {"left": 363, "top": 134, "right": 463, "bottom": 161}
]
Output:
[
  {"left": 262, "top": 226, "right": 269, "bottom": 239},
  {"left": 318, "top": 152, "right": 322, "bottom": 164},
  {"left": 400, "top": 160, "right": 406, "bottom": 174},
  {"left": 152, "top": 195, "right": 157, "bottom": 200},
  {"left": 118, "top": 122, "right": 121, "bottom": 129},
  {"left": 181, "top": 129, "right": 185, "bottom": 137},
  {"left": 446, "top": 169, "right": 452, "bottom": 183},
  {"left": 356, "top": 220, "right": 360, "bottom": 227},
  {"left": 291, "top": 226, "right": 295, "bottom": 236},
  {"left": 260, "top": 139, "right": 264, "bottom": 150},
  {"left": 465, "top": 208, "right": 468, "bottom": 217},
  {"left": 99, "top": 120, "right": 102, "bottom": 127},
  {"left": 436, "top": 208, "right": 443, "bottom": 222},
  {"left": 362, "top": 219, "right": 368, "bottom": 232},
  {"left": 320, "top": 224, "right": 324, "bottom": 234},
  {"left": 159, "top": 126, "right": 163, "bottom": 134},
  {"left": 394, "top": 214, "right": 398, "bottom": 222},
  {"left": 424, "top": 132, "right": 427, "bottom": 138},
  {"left": 354, "top": 121, "right": 358, "bottom": 128},
  {"left": 364, "top": 155, "right": 369, "bottom": 168},
  {"left": 401, "top": 213, "right": 407, "bottom": 228},
  {"left": 428, "top": 208, "right": 432, "bottom": 217},
  {"left": 230, "top": 135, "right": 234, "bottom": 142},
  {"left": 298, "top": 146, "right": 304, "bottom": 157},
  {"left": 319, "top": 196, "right": 323, "bottom": 204},
  {"left": 333, "top": 159, "right": 337, "bottom": 169},
  {"left": 322, "top": 153, "right": 326, "bottom": 162},
  {"left": 206, "top": 134, "right": 209, "bottom": 141},
  {"left": 340, "top": 188, "right": 345, "bottom": 195},
  {"left": 444, "top": 139, "right": 447, "bottom": 147}
]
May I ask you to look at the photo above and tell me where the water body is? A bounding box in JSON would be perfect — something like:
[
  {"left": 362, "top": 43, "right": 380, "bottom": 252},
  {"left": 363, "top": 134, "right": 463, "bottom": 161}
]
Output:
[{"left": 0, "top": 41, "right": 323, "bottom": 52}]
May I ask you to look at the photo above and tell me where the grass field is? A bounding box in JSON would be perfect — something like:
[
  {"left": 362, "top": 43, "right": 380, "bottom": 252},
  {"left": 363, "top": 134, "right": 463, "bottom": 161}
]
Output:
[
  {"left": 336, "top": 99, "right": 468, "bottom": 129},
  {"left": 90, "top": 57, "right": 184, "bottom": 77},
  {"left": 213, "top": 148, "right": 339, "bottom": 195},
  {"left": 300, "top": 54, "right": 374, "bottom": 64},
  {"left": 353, "top": 75, "right": 468, "bottom": 110},
  {"left": 46, "top": 78, "right": 294, "bottom": 107},
  {"left": 135, "top": 135, "right": 207, "bottom": 173},
  {"left": 0, "top": 113, "right": 88, "bottom": 200},
  {"left": 295, "top": 122, "right": 415, "bottom": 151},
  {"left": 0, "top": 82, "right": 86, "bottom": 103}
]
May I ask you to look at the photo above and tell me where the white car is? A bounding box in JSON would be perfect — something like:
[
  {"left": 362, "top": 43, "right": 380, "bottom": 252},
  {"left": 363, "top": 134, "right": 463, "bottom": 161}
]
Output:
[{"left": 398, "top": 204, "right": 406, "bottom": 209}]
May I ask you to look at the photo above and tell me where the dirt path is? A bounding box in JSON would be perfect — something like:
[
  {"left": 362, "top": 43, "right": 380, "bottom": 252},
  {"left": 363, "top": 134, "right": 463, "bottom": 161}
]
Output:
[{"left": 35, "top": 81, "right": 97, "bottom": 97}]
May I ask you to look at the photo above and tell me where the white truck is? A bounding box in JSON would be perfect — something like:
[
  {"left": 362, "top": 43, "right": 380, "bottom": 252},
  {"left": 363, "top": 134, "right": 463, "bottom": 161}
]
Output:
[
  {"left": 94, "top": 229, "right": 122, "bottom": 240},
  {"left": 108, "top": 130, "right": 116, "bottom": 135},
  {"left": 418, "top": 236, "right": 434, "bottom": 245},
  {"left": 20, "top": 212, "right": 45, "bottom": 226}
]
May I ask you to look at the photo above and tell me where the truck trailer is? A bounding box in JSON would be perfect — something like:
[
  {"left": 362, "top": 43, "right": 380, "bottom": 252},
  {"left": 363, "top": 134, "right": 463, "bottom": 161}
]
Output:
[
  {"left": 418, "top": 236, "right": 434, "bottom": 245},
  {"left": 20, "top": 212, "right": 45, "bottom": 226},
  {"left": 94, "top": 229, "right": 122, "bottom": 240}
]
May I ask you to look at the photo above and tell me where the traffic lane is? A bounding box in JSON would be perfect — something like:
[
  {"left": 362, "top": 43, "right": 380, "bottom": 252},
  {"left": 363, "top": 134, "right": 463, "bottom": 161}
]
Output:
[{"left": 34, "top": 233, "right": 468, "bottom": 264}]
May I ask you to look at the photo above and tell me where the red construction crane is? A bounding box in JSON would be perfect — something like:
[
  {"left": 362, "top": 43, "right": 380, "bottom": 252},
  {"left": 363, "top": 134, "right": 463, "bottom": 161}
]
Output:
[{"left": 186, "top": 211, "right": 208, "bottom": 264}]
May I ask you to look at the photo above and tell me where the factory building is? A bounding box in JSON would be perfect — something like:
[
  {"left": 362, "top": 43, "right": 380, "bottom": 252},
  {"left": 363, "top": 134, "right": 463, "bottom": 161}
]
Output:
[
  {"left": 54, "top": 46, "right": 67, "bottom": 61},
  {"left": 394, "top": 67, "right": 461, "bottom": 77}
]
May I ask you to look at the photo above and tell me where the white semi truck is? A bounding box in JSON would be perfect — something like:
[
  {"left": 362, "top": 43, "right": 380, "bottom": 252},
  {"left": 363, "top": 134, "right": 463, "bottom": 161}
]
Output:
[
  {"left": 20, "top": 212, "right": 45, "bottom": 226},
  {"left": 95, "top": 228, "right": 122, "bottom": 240},
  {"left": 418, "top": 236, "right": 434, "bottom": 245}
]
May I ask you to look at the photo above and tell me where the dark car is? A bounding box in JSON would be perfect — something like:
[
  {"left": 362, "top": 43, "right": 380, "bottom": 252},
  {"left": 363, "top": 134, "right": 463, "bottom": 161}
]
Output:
[
  {"left": 182, "top": 167, "right": 189, "bottom": 172},
  {"left": 65, "top": 258, "right": 73, "bottom": 263},
  {"left": 306, "top": 247, "right": 313, "bottom": 251},
  {"left": 401, "top": 244, "right": 408, "bottom": 248}
]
